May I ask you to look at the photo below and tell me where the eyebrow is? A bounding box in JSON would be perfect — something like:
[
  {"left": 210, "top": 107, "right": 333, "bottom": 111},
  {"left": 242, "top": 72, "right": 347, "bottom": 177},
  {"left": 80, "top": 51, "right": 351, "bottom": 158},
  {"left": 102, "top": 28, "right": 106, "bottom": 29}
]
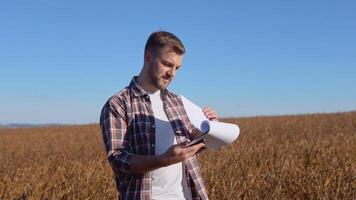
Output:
[
  {"left": 161, "top": 59, "right": 181, "bottom": 69},
  {"left": 161, "top": 59, "right": 174, "bottom": 67}
]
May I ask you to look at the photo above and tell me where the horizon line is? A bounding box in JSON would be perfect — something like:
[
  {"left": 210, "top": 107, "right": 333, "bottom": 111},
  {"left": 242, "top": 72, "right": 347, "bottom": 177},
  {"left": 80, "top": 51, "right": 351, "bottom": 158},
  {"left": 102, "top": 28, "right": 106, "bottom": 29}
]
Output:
[{"left": 1, "top": 110, "right": 355, "bottom": 127}]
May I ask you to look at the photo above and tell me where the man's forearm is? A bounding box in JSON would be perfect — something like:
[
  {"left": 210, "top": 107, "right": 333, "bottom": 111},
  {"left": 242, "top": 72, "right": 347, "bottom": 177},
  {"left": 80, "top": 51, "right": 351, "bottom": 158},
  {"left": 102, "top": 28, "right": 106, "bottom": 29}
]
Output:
[
  {"left": 129, "top": 142, "right": 205, "bottom": 174},
  {"left": 129, "top": 154, "right": 167, "bottom": 174}
]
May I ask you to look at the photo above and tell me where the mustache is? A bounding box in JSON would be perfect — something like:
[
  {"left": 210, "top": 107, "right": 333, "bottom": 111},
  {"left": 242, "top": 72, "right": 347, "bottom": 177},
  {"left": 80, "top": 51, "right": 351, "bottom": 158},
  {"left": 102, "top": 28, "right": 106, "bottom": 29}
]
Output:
[{"left": 162, "top": 75, "right": 172, "bottom": 80}]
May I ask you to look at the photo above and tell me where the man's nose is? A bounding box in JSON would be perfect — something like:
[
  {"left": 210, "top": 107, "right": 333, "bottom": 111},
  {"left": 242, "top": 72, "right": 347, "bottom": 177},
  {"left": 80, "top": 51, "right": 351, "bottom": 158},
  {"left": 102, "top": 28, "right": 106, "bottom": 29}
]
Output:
[{"left": 167, "top": 68, "right": 176, "bottom": 77}]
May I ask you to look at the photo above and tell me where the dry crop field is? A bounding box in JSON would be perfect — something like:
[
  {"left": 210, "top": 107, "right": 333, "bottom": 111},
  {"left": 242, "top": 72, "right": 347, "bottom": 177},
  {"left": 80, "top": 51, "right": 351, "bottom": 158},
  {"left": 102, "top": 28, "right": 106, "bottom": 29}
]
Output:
[{"left": 0, "top": 112, "right": 355, "bottom": 200}]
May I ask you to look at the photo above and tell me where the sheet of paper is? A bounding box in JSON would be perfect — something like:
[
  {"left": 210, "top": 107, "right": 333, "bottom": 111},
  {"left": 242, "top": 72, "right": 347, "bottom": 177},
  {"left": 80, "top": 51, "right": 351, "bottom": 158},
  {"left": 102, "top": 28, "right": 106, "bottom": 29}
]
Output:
[
  {"left": 180, "top": 95, "right": 208, "bottom": 132},
  {"left": 180, "top": 95, "right": 241, "bottom": 149},
  {"left": 201, "top": 121, "right": 240, "bottom": 149}
]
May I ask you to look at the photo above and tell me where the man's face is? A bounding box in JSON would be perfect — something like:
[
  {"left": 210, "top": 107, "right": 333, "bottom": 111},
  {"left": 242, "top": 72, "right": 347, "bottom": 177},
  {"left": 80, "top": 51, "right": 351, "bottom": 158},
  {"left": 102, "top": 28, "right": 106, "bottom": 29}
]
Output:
[{"left": 146, "top": 47, "right": 183, "bottom": 91}]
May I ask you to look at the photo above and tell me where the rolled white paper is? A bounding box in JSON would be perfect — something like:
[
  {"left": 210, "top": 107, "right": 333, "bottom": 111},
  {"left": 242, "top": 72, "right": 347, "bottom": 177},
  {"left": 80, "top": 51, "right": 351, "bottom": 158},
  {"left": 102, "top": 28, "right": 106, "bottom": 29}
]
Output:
[
  {"left": 201, "top": 120, "right": 240, "bottom": 149},
  {"left": 180, "top": 95, "right": 240, "bottom": 149}
]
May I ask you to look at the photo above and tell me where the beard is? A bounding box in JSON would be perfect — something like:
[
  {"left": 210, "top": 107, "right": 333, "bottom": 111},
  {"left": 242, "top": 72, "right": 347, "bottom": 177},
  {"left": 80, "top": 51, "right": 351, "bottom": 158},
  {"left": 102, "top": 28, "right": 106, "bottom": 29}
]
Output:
[{"left": 148, "top": 65, "right": 168, "bottom": 90}]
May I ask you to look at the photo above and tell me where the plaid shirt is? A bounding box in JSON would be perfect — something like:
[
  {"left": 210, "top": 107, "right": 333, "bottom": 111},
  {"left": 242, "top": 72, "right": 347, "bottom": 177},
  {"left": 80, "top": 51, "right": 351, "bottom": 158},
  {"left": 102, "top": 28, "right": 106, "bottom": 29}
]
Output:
[{"left": 100, "top": 77, "right": 209, "bottom": 200}]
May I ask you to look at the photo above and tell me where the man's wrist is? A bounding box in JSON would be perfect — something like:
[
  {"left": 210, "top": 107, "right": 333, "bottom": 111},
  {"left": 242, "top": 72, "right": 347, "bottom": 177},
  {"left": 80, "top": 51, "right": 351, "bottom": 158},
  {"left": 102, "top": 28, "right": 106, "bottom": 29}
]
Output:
[{"left": 155, "top": 154, "right": 168, "bottom": 168}]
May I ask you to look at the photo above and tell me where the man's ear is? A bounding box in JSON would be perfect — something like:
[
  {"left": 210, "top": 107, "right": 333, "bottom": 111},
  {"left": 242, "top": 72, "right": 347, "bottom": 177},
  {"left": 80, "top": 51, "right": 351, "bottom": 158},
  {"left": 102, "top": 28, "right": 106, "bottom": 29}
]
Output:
[{"left": 144, "top": 51, "right": 151, "bottom": 63}]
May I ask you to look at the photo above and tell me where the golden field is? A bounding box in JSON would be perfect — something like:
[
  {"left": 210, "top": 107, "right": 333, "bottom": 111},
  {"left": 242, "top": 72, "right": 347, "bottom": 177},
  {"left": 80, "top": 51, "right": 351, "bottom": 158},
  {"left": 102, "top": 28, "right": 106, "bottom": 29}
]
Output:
[{"left": 0, "top": 112, "right": 355, "bottom": 200}]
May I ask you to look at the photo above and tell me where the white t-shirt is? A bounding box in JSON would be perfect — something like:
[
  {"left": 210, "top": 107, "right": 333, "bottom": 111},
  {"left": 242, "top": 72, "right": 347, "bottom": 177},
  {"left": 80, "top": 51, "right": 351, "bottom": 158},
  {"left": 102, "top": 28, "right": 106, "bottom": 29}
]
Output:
[{"left": 147, "top": 90, "right": 191, "bottom": 200}]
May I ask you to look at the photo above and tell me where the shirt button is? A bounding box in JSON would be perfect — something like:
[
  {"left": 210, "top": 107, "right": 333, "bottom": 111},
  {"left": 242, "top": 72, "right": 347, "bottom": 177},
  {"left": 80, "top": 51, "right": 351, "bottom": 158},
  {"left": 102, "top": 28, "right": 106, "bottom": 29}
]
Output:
[
  {"left": 151, "top": 144, "right": 155, "bottom": 147},
  {"left": 152, "top": 125, "right": 155, "bottom": 128}
]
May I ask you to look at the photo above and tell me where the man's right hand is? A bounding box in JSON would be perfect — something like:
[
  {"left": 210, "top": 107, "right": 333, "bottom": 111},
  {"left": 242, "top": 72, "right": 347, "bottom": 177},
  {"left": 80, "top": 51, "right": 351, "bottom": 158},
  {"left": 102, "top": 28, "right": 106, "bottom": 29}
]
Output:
[
  {"left": 158, "top": 142, "right": 205, "bottom": 167},
  {"left": 129, "top": 142, "right": 204, "bottom": 174}
]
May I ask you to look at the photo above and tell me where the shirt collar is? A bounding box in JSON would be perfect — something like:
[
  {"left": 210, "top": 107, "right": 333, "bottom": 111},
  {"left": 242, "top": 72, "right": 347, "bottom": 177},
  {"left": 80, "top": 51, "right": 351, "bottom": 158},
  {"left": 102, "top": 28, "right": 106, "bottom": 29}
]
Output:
[{"left": 129, "top": 76, "right": 169, "bottom": 98}]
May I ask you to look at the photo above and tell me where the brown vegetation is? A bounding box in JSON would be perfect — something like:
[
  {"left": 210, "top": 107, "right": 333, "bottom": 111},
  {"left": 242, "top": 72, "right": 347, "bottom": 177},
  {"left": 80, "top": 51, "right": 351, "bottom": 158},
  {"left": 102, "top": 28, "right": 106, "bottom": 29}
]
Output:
[{"left": 1, "top": 112, "right": 355, "bottom": 199}]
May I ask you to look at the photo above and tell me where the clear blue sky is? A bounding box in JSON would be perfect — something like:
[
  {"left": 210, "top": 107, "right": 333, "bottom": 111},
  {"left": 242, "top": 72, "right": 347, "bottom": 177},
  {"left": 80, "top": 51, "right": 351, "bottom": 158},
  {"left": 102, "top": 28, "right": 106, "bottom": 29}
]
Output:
[{"left": 1, "top": 1, "right": 355, "bottom": 124}]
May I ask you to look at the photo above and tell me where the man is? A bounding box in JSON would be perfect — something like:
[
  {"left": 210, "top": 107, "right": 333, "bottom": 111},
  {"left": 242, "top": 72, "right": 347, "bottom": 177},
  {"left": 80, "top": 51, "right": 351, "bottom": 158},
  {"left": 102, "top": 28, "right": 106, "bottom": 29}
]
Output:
[{"left": 100, "top": 31, "right": 218, "bottom": 200}]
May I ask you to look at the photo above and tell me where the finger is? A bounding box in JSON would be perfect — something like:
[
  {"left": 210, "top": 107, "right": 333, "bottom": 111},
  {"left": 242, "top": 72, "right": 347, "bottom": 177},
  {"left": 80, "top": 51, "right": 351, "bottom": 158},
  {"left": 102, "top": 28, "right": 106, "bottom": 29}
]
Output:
[
  {"left": 184, "top": 142, "right": 203, "bottom": 154},
  {"left": 190, "top": 142, "right": 205, "bottom": 153},
  {"left": 207, "top": 110, "right": 217, "bottom": 117},
  {"left": 206, "top": 113, "right": 217, "bottom": 121},
  {"left": 204, "top": 113, "right": 215, "bottom": 120},
  {"left": 205, "top": 112, "right": 216, "bottom": 118},
  {"left": 196, "top": 142, "right": 205, "bottom": 149},
  {"left": 202, "top": 107, "right": 213, "bottom": 115},
  {"left": 197, "top": 146, "right": 207, "bottom": 154},
  {"left": 203, "top": 107, "right": 216, "bottom": 114},
  {"left": 202, "top": 107, "right": 209, "bottom": 114},
  {"left": 184, "top": 144, "right": 205, "bottom": 160},
  {"left": 203, "top": 108, "right": 217, "bottom": 119}
]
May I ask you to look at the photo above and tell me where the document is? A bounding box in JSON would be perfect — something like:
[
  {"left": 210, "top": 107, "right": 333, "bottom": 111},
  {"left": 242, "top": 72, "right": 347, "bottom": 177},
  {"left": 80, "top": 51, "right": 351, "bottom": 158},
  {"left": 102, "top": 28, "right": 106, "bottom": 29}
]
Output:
[{"left": 180, "top": 95, "right": 240, "bottom": 149}]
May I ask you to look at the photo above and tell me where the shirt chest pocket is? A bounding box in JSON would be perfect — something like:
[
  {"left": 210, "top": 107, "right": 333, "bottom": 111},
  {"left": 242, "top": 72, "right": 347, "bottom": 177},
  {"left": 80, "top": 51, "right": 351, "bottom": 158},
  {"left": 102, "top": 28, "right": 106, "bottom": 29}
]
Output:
[{"left": 129, "top": 116, "right": 155, "bottom": 154}]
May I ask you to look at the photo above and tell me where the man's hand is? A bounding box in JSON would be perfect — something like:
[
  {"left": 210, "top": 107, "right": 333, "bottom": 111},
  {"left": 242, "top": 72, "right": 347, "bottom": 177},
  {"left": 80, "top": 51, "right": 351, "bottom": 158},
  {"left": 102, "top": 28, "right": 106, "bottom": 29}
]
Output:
[
  {"left": 129, "top": 142, "right": 204, "bottom": 174},
  {"left": 203, "top": 107, "right": 218, "bottom": 121},
  {"left": 158, "top": 142, "right": 205, "bottom": 166}
]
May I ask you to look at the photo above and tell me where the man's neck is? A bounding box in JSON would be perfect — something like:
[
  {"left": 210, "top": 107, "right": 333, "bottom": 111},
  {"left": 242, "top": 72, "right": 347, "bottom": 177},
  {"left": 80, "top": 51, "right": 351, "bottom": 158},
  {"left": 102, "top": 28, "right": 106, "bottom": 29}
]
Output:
[{"left": 137, "top": 73, "right": 159, "bottom": 93}]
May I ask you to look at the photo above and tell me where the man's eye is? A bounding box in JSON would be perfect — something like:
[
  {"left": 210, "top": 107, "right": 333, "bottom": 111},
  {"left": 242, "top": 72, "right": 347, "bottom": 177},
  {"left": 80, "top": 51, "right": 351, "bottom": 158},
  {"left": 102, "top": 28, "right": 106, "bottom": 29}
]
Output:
[{"left": 163, "top": 62, "right": 173, "bottom": 67}]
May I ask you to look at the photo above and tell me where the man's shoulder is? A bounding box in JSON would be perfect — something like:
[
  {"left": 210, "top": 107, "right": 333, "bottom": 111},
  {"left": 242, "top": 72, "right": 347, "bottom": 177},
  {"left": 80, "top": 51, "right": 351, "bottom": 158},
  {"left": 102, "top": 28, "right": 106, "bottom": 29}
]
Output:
[{"left": 105, "top": 86, "right": 131, "bottom": 107}]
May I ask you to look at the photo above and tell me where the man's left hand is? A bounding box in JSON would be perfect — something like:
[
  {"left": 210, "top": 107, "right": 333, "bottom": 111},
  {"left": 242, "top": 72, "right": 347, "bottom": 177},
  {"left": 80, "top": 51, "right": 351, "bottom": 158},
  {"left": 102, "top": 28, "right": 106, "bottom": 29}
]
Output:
[{"left": 202, "top": 107, "right": 218, "bottom": 121}]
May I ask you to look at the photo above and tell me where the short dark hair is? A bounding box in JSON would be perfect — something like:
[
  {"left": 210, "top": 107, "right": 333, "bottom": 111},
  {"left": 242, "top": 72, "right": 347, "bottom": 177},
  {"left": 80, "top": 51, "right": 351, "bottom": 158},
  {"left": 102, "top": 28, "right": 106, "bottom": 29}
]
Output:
[{"left": 144, "top": 31, "right": 185, "bottom": 55}]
